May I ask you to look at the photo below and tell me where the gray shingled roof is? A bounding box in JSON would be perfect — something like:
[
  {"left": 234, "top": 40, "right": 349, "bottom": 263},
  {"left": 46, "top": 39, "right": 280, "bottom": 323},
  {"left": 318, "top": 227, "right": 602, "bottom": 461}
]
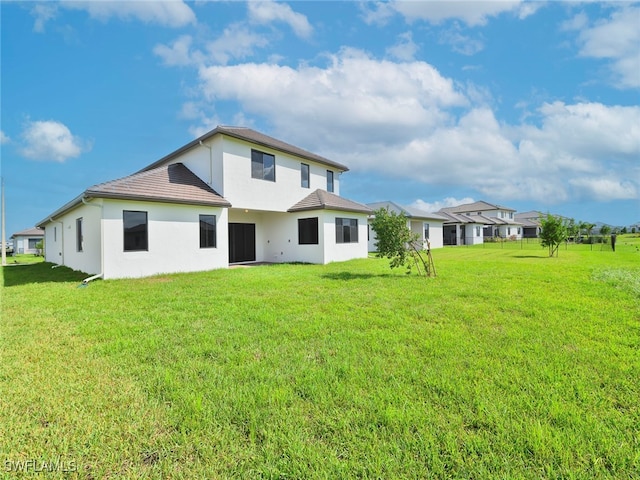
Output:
[
  {"left": 367, "top": 201, "right": 448, "bottom": 221},
  {"left": 11, "top": 227, "right": 44, "bottom": 238},
  {"left": 37, "top": 163, "right": 231, "bottom": 227},
  {"left": 86, "top": 163, "right": 231, "bottom": 207},
  {"left": 288, "top": 189, "right": 372, "bottom": 214},
  {"left": 142, "top": 126, "right": 349, "bottom": 173},
  {"left": 440, "top": 200, "right": 516, "bottom": 213}
]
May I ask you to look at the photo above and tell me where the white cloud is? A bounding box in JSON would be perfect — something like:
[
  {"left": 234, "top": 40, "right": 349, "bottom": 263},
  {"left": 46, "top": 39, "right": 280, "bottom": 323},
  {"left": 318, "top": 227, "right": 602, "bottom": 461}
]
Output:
[
  {"left": 569, "top": 177, "right": 637, "bottom": 201},
  {"left": 0, "top": 131, "right": 10, "bottom": 145},
  {"left": 572, "top": 5, "right": 640, "bottom": 89},
  {"left": 439, "top": 23, "right": 485, "bottom": 55},
  {"left": 33, "top": 0, "right": 196, "bottom": 30},
  {"left": 154, "top": 35, "right": 200, "bottom": 67},
  {"left": 196, "top": 48, "right": 467, "bottom": 147},
  {"left": 248, "top": 0, "right": 313, "bottom": 39},
  {"left": 205, "top": 23, "right": 270, "bottom": 65},
  {"left": 31, "top": 4, "right": 58, "bottom": 33},
  {"left": 20, "top": 120, "right": 91, "bottom": 162},
  {"left": 374, "top": 0, "right": 536, "bottom": 27},
  {"left": 386, "top": 31, "right": 419, "bottom": 61},
  {"left": 411, "top": 197, "right": 476, "bottom": 213}
]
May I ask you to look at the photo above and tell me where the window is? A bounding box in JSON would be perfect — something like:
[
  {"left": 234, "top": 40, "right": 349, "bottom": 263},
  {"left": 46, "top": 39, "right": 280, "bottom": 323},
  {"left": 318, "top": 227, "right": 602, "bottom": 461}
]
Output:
[
  {"left": 509, "top": 212, "right": 513, "bottom": 219},
  {"left": 476, "top": 226, "right": 481, "bottom": 237},
  {"left": 327, "top": 170, "right": 334, "bottom": 193},
  {"left": 28, "top": 238, "right": 39, "bottom": 249},
  {"left": 123, "top": 210, "right": 148, "bottom": 251},
  {"left": 298, "top": 217, "right": 318, "bottom": 244},
  {"left": 517, "top": 227, "right": 521, "bottom": 234},
  {"left": 336, "top": 218, "right": 358, "bottom": 243},
  {"left": 200, "top": 215, "right": 217, "bottom": 248},
  {"left": 76, "top": 218, "right": 83, "bottom": 252},
  {"left": 301, "top": 163, "right": 310, "bottom": 188},
  {"left": 508, "top": 227, "right": 512, "bottom": 235},
  {"left": 54, "top": 227, "right": 57, "bottom": 242},
  {"left": 424, "top": 223, "right": 430, "bottom": 240},
  {"left": 251, "top": 149, "right": 275, "bottom": 181}
]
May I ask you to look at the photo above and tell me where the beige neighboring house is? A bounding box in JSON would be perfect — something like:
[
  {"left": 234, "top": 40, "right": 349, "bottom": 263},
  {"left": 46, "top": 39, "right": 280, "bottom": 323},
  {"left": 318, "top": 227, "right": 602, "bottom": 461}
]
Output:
[
  {"left": 11, "top": 227, "right": 44, "bottom": 255},
  {"left": 37, "top": 126, "right": 372, "bottom": 279},
  {"left": 366, "top": 201, "right": 446, "bottom": 252},
  {"left": 439, "top": 200, "right": 523, "bottom": 245}
]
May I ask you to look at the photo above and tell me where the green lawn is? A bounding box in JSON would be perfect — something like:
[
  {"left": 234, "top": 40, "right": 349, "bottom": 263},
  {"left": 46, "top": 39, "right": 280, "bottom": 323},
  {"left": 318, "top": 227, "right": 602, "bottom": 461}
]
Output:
[{"left": 1, "top": 237, "right": 639, "bottom": 478}]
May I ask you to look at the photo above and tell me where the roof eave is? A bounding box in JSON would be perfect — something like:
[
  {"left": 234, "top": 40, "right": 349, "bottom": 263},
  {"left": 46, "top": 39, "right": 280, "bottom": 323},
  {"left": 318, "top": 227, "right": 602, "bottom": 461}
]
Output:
[{"left": 84, "top": 191, "right": 232, "bottom": 208}]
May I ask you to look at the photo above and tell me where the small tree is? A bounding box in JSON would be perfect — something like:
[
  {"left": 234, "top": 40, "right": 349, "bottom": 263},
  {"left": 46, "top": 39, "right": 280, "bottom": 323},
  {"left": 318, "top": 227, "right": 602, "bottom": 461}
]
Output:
[
  {"left": 539, "top": 213, "right": 568, "bottom": 257},
  {"left": 370, "top": 207, "right": 435, "bottom": 277},
  {"left": 35, "top": 240, "right": 44, "bottom": 256}
]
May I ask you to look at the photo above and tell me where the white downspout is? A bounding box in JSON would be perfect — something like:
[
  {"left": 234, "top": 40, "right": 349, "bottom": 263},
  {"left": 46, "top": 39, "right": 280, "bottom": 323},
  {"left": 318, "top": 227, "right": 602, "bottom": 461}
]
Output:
[
  {"left": 81, "top": 197, "right": 104, "bottom": 283},
  {"left": 199, "top": 140, "right": 213, "bottom": 186}
]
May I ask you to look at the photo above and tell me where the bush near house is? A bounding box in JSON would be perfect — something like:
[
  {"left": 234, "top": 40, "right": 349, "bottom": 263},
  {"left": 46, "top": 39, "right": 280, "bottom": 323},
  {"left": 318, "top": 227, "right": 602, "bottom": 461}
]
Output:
[{"left": 1, "top": 246, "right": 638, "bottom": 478}]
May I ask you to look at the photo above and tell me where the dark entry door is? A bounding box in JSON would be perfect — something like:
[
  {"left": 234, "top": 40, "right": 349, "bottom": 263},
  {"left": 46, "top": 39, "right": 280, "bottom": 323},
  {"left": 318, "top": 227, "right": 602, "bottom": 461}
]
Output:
[{"left": 229, "top": 223, "right": 256, "bottom": 263}]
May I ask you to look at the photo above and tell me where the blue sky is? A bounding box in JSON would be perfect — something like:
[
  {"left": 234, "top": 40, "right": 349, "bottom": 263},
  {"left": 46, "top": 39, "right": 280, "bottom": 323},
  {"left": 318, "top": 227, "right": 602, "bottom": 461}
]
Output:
[{"left": 1, "top": 0, "right": 639, "bottom": 237}]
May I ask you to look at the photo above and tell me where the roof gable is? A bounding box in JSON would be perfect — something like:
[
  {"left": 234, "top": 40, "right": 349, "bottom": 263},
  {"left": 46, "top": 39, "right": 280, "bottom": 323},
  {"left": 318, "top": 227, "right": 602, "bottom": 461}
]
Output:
[{"left": 288, "top": 189, "right": 372, "bottom": 214}]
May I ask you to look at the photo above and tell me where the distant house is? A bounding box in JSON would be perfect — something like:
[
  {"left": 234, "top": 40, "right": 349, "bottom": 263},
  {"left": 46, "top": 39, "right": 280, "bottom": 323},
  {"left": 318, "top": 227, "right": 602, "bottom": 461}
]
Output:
[
  {"left": 366, "top": 201, "right": 446, "bottom": 252},
  {"left": 10, "top": 227, "right": 44, "bottom": 255},
  {"left": 37, "top": 126, "right": 372, "bottom": 279},
  {"left": 438, "top": 200, "right": 523, "bottom": 244},
  {"left": 515, "top": 211, "right": 543, "bottom": 238}
]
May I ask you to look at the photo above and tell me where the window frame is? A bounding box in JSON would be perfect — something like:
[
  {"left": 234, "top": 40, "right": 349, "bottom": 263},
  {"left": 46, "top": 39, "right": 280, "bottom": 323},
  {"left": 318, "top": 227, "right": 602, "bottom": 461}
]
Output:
[
  {"left": 76, "top": 217, "right": 83, "bottom": 252},
  {"left": 335, "top": 217, "right": 358, "bottom": 244},
  {"left": 251, "top": 149, "right": 276, "bottom": 182},
  {"left": 199, "top": 214, "right": 217, "bottom": 249},
  {"left": 326, "top": 170, "right": 334, "bottom": 193},
  {"left": 301, "top": 163, "right": 310, "bottom": 188},
  {"left": 298, "top": 217, "right": 319, "bottom": 245},
  {"left": 123, "top": 210, "right": 149, "bottom": 252}
]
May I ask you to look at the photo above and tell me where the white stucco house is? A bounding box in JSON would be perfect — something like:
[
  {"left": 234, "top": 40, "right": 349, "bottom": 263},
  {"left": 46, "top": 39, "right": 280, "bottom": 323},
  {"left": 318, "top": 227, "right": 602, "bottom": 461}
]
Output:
[
  {"left": 366, "top": 201, "right": 445, "bottom": 252},
  {"left": 438, "top": 200, "right": 523, "bottom": 245},
  {"left": 37, "top": 126, "right": 372, "bottom": 279},
  {"left": 10, "top": 227, "right": 44, "bottom": 255}
]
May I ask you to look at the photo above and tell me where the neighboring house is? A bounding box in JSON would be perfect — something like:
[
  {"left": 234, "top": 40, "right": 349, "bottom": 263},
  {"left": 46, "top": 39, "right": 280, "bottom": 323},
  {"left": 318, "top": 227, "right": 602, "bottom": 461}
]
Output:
[
  {"left": 439, "top": 200, "right": 523, "bottom": 244},
  {"left": 37, "top": 126, "right": 372, "bottom": 279},
  {"left": 515, "top": 211, "right": 543, "bottom": 238},
  {"left": 366, "top": 201, "right": 445, "bottom": 252},
  {"left": 11, "top": 227, "right": 44, "bottom": 255},
  {"left": 437, "top": 211, "right": 487, "bottom": 246}
]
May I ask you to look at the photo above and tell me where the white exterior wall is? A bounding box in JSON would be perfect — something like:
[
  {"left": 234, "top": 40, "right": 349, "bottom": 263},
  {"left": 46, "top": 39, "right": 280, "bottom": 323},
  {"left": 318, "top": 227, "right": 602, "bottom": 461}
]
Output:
[
  {"left": 425, "top": 222, "right": 444, "bottom": 249},
  {"left": 262, "top": 211, "right": 326, "bottom": 264},
  {"left": 43, "top": 202, "right": 102, "bottom": 275},
  {"left": 221, "top": 136, "right": 341, "bottom": 212},
  {"left": 322, "top": 211, "right": 369, "bottom": 264},
  {"left": 466, "top": 224, "right": 485, "bottom": 245},
  {"left": 101, "top": 199, "right": 228, "bottom": 279},
  {"left": 368, "top": 219, "right": 444, "bottom": 252}
]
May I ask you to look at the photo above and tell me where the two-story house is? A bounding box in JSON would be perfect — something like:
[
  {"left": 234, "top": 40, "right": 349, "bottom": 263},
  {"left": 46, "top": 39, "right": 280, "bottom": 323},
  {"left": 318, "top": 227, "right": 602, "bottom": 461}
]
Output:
[
  {"left": 37, "top": 126, "right": 372, "bottom": 279},
  {"left": 438, "top": 200, "right": 523, "bottom": 245}
]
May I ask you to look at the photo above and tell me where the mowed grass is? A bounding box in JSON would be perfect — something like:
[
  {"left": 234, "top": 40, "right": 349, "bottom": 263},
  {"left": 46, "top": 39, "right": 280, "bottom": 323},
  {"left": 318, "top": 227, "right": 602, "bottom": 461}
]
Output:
[{"left": 1, "top": 237, "right": 639, "bottom": 478}]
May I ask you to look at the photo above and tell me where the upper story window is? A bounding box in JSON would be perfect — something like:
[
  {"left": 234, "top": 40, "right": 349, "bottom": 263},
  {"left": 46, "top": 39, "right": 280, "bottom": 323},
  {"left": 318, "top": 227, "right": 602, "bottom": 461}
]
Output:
[
  {"left": 301, "top": 163, "right": 310, "bottom": 188},
  {"left": 327, "top": 170, "right": 334, "bottom": 192},
  {"left": 251, "top": 149, "right": 275, "bottom": 182},
  {"left": 76, "top": 218, "right": 83, "bottom": 252},
  {"left": 336, "top": 217, "right": 358, "bottom": 244},
  {"left": 124, "top": 210, "right": 148, "bottom": 252},
  {"left": 199, "top": 215, "right": 217, "bottom": 248},
  {"left": 509, "top": 212, "right": 513, "bottom": 219}
]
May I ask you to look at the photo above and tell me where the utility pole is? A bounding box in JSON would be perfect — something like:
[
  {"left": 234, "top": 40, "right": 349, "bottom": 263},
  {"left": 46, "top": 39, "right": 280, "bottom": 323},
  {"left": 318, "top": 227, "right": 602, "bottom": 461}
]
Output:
[{"left": 1, "top": 177, "right": 6, "bottom": 266}]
